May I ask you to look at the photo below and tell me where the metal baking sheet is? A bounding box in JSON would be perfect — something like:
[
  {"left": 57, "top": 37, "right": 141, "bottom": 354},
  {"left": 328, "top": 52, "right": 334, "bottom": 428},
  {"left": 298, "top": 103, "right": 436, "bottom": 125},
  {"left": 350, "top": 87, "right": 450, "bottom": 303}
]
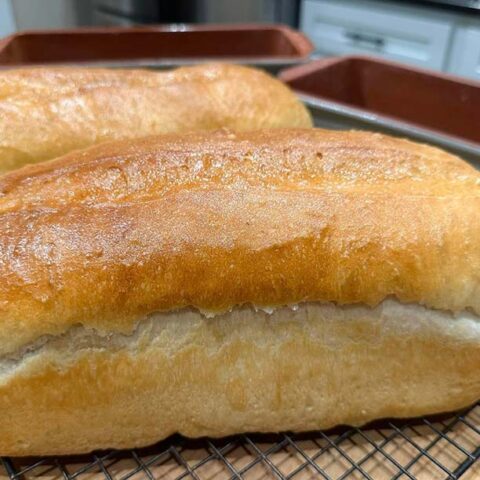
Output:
[
  {"left": 281, "top": 55, "right": 480, "bottom": 168},
  {"left": 0, "top": 24, "right": 313, "bottom": 74}
]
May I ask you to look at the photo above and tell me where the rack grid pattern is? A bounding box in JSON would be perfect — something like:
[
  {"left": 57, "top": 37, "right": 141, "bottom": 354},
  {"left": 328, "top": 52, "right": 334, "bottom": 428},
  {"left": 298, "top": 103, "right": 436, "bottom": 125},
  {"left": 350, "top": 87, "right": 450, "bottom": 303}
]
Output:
[{"left": 2, "top": 403, "right": 478, "bottom": 480}]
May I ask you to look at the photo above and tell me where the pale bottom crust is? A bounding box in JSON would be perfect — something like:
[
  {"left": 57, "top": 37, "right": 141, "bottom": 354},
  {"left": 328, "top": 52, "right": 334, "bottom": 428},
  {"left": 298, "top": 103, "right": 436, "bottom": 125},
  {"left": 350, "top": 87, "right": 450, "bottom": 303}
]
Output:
[{"left": 0, "top": 300, "right": 479, "bottom": 456}]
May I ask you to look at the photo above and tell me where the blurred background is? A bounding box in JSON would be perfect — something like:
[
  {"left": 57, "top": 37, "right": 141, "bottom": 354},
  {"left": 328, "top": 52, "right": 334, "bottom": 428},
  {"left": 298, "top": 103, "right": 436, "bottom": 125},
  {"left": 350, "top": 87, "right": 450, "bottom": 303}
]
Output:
[{"left": 0, "top": 0, "right": 479, "bottom": 80}]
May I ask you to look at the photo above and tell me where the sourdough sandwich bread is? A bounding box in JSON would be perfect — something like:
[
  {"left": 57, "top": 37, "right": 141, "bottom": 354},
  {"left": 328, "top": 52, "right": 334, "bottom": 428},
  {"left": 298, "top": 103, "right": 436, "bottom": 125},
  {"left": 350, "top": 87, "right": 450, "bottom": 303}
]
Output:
[
  {"left": 0, "top": 64, "right": 311, "bottom": 173},
  {"left": 0, "top": 128, "right": 479, "bottom": 455}
]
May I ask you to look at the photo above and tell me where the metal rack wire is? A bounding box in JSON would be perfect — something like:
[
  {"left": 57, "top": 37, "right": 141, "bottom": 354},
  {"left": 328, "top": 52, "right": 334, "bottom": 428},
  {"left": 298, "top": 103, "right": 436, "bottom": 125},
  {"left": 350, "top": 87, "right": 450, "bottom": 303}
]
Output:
[{"left": 1, "top": 402, "right": 478, "bottom": 480}]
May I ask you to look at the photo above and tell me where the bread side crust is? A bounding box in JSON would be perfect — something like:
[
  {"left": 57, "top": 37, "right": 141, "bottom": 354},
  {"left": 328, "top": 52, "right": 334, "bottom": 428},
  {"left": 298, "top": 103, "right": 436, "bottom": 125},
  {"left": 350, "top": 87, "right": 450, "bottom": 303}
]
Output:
[{"left": 1, "top": 300, "right": 479, "bottom": 456}]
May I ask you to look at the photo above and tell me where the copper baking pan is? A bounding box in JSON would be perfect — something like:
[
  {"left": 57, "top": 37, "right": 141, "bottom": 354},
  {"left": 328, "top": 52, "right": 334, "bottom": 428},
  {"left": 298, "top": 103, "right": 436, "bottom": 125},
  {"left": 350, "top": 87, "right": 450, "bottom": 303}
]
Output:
[
  {"left": 280, "top": 56, "right": 480, "bottom": 166},
  {"left": 0, "top": 23, "right": 313, "bottom": 73}
]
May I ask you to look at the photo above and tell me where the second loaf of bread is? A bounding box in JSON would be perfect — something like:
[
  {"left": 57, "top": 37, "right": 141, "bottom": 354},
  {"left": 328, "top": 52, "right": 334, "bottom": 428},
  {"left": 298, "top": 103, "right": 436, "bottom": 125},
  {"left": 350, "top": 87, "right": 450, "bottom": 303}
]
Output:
[{"left": 0, "top": 63, "right": 311, "bottom": 173}]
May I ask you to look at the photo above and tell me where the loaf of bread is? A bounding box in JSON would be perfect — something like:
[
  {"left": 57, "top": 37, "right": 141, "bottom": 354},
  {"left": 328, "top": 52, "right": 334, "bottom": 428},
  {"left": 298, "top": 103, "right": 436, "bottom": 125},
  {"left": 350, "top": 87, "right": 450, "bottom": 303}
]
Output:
[
  {"left": 0, "top": 128, "right": 479, "bottom": 456},
  {"left": 0, "top": 64, "right": 311, "bottom": 173}
]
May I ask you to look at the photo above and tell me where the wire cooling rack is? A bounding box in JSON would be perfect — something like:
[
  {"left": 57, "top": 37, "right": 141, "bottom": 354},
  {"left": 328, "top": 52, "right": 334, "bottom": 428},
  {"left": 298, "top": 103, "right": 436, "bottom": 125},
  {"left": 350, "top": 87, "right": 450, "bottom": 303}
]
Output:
[{"left": 1, "top": 403, "right": 478, "bottom": 480}]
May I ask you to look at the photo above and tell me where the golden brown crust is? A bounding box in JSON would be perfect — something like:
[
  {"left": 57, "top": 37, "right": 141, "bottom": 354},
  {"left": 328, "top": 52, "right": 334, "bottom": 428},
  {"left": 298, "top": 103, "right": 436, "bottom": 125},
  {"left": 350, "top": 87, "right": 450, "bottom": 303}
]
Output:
[
  {"left": 0, "top": 64, "right": 311, "bottom": 173},
  {"left": 0, "top": 128, "right": 479, "bottom": 358},
  {"left": 0, "top": 128, "right": 477, "bottom": 211}
]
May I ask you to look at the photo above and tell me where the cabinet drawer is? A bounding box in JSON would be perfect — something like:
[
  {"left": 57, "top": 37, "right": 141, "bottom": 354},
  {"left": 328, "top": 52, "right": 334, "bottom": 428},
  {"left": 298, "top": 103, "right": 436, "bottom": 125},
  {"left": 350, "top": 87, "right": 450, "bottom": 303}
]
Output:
[
  {"left": 448, "top": 25, "right": 480, "bottom": 81},
  {"left": 301, "top": 0, "right": 452, "bottom": 70}
]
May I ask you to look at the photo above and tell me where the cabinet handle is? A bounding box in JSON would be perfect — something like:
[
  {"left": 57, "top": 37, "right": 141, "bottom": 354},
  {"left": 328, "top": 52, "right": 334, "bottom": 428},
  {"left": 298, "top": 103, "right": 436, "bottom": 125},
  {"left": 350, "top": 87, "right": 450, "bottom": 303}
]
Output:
[{"left": 344, "top": 31, "right": 385, "bottom": 48}]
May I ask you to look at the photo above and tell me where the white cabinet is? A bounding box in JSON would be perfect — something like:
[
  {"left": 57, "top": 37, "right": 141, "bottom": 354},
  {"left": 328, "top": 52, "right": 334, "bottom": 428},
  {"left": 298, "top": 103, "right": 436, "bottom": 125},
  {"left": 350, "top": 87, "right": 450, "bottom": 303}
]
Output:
[
  {"left": 447, "top": 24, "right": 480, "bottom": 81},
  {"left": 0, "top": 0, "right": 16, "bottom": 37},
  {"left": 301, "top": 0, "right": 453, "bottom": 70}
]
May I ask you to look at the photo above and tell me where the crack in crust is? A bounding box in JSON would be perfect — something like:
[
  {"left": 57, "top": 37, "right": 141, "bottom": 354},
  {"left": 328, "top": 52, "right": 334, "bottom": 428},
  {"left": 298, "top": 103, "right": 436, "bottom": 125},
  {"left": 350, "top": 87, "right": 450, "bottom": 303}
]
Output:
[{"left": 1, "top": 299, "right": 479, "bottom": 381}]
